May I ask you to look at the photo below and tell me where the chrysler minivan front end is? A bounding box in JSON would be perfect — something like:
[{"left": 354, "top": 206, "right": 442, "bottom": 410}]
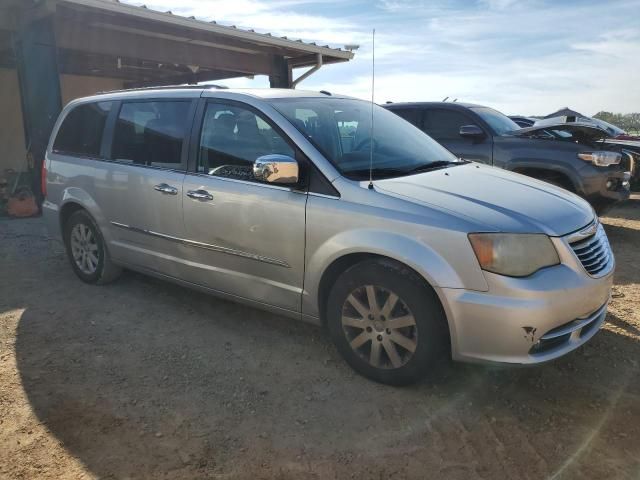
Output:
[
  {"left": 439, "top": 221, "right": 613, "bottom": 365},
  {"left": 273, "top": 96, "right": 614, "bottom": 376}
]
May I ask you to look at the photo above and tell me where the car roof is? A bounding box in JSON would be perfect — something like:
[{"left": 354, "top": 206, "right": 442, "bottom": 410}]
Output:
[
  {"left": 66, "top": 86, "right": 353, "bottom": 107},
  {"left": 384, "top": 101, "right": 485, "bottom": 110}
]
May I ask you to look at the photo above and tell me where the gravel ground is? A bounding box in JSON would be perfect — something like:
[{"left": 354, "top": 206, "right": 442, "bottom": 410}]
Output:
[{"left": 1, "top": 197, "right": 639, "bottom": 479}]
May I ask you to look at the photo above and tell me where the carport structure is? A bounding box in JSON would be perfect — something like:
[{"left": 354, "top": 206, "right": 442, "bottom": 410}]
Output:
[{"left": 0, "top": 0, "right": 353, "bottom": 196}]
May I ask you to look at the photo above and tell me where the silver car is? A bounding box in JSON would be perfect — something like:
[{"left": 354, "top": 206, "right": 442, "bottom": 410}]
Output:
[{"left": 43, "top": 87, "right": 614, "bottom": 385}]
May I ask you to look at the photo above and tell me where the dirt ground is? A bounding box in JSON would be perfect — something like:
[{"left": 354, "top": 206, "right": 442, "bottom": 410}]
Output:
[{"left": 1, "top": 197, "right": 639, "bottom": 480}]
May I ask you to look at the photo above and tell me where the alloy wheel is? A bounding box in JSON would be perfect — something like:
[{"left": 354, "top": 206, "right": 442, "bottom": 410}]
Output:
[
  {"left": 341, "top": 285, "right": 418, "bottom": 369},
  {"left": 70, "top": 223, "right": 99, "bottom": 275}
]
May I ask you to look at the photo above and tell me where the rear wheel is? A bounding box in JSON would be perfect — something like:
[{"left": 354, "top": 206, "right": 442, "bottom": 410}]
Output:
[
  {"left": 63, "top": 210, "right": 121, "bottom": 284},
  {"left": 326, "top": 259, "right": 449, "bottom": 385}
]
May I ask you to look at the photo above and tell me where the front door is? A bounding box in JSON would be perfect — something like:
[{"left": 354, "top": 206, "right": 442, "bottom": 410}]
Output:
[
  {"left": 103, "top": 99, "right": 194, "bottom": 278},
  {"left": 181, "top": 100, "right": 307, "bottom": 313},
  {"left": 423, "top": 108, "right": 493, "bottom": 165}
]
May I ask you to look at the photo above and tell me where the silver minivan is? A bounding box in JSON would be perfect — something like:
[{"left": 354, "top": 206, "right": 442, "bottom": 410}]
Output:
[{"left": 43, "top": 87, "right": 614, "bottom": 385}]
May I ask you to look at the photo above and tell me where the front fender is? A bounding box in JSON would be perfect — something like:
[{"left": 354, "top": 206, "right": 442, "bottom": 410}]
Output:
[
  {"left": 506, "top": 158, "right": 582, "bottom": 191},
  {"left": 302, "top": 228, "right": 481, "bottom": 319},
  {"left": 495, "top": 138, "right": 585, "bottom": 193}
]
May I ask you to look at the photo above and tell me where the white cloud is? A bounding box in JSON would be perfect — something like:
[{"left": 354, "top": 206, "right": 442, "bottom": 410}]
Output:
[
  {"left": 478, "top": 0, "right": 521, "bottom": 10},
  {"left": 122, "top": 0, "right": 640, "bottom": 115},
  {"left": 123, "top": 0, "right": 361, "bottom": 47}
]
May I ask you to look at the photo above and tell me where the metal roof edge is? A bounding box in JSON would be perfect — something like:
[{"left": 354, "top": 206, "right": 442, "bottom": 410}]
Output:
[{"left": 56, "top": 0, "right": 354, "bottom": 60}]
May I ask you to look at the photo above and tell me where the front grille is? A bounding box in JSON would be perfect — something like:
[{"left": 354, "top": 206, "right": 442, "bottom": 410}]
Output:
[{"left": 570, "top": 224, "right": 612, "bottom": 276}]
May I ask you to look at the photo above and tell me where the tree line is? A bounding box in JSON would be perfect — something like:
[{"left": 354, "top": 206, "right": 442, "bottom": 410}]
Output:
[{"left": 593, "top": 112, "right": 640, "bottom": 133}]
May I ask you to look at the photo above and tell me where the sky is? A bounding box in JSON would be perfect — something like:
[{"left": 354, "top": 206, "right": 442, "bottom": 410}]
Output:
[{"left": 122, "top": 0, "right": 640, "bottom": 116}]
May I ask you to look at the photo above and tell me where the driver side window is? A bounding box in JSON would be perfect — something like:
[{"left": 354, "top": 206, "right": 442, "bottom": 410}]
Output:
[
  {"left": 423, "top": 109, "right": 475, "bottom": 141},
  {"left": 198, "top": 102, "right": 294, "bottom": 182}
]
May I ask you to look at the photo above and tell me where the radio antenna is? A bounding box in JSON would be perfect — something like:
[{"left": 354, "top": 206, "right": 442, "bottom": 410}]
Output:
[{"left": 368, "top": 28, "right": 376, "bottom": 190}]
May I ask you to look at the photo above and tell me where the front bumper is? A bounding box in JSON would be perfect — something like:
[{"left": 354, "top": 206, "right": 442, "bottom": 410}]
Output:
[
  {"left": 436, "top": 229, "right": 614, "bottom": 365},
  {"left": 582, "top": 167, "right": 631, "bottom": 205}
]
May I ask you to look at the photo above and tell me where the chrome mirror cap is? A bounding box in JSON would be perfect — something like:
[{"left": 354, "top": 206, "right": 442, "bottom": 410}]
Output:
[{"left": 253, "top": 154, "right": 299, "bottom": 184}]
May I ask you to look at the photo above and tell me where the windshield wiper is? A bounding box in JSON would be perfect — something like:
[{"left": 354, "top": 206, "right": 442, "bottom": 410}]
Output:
[
  {"left": 345, "top": 168, "right": 407, "bottom": 180},
  {"left": 346, "top": 161, "right": 466, "bottom": 181},
  {"left": 406, "top": 159, "right": 465, "bottom": 174}
]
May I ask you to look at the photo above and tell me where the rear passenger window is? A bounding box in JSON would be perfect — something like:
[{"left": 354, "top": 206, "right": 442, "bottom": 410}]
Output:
[
  {"left": 53, "top": 102, "right": 112, "bottom": 157},
  {"left": 112, "top": 101, "right": 191, "bottom": 169}
]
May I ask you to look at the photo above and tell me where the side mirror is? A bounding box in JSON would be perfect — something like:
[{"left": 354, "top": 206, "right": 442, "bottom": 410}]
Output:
[
  {"left": 459, "top": 124, "right": 485, "bottom": 139},
  {"left": 253, "top": 154, "right": 299, "bottom": 185}
]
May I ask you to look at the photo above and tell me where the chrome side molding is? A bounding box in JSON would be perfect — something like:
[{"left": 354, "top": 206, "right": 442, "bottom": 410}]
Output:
[{"left": 110, "top": 221, "right": 290, "bottom": 268}]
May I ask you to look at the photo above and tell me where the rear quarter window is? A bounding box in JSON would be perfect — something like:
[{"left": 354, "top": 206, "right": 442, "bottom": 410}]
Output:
[{"left": 53, "top": 102, "right": 112, "bottom": 157}]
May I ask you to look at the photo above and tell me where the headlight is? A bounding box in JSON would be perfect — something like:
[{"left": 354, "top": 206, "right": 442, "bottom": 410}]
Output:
[
  {"left": 578, "top": 151, "right": 621, "bottom": 167},
  {"left": 468, "top": 233, "right": 560, "bottom": 277}
]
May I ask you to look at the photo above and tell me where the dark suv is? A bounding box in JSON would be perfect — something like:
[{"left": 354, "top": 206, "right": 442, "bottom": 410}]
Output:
[{"left": 385, "top": 102, "right": 633, "bottom": 212}]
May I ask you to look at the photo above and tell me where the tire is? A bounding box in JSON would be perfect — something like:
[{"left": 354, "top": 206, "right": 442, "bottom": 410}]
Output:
[
  {"left": 326, "top": 259, "right": 449, "bottom": 386},
  {"left": 63, "top": 209, "right": 121, "bottom": 284}
]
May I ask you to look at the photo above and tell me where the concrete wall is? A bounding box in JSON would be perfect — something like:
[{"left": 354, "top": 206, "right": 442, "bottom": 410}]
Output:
[
  {"left": 60, "top": 74, "right": 124, "bottom": 105},
  {"left": 0, "top": 72, "right": 124, "bottom": 175},
  {"left": 0, "top": 68, "right": 27, "bottom": 173}
]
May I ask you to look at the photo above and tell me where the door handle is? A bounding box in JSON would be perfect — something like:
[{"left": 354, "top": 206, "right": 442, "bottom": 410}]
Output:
[
  {"left": 187, "top": 189, "right": 214, "bottom": 201},
  {"left": 154, "top": 183, "right": 178, "bottom": 195}
]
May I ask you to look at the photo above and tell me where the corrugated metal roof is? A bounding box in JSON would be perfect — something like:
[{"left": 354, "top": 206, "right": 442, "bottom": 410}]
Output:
[{"left": 58, "top": 0, "right": 354, "bottom": 60}]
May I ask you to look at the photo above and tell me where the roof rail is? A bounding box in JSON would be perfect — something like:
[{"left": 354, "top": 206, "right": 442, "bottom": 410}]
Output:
[{"left": 96, "top": 84, "right": 228, "bottom": 95}]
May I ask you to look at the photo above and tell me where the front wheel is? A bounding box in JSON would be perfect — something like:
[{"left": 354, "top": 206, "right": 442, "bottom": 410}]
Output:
[{"left": 326, "top": 259, "right": 449, "bottom": 385}]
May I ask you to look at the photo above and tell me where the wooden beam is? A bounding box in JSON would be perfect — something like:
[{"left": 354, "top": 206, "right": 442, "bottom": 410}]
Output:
[
  {"left": 289, "top": 52, "right": 348, "bottom": 68},
  {"left": 56, "top": 49, "right": 190, "bottom": 80},
  {"left": 124, "top": 70, "right": 249, "bottom": 89},
  {"left": 54, "top": 18, "right": 275, "bottom": 76},
  {"left": 269, "top": 55, "right": 292, "bottom": 88}
]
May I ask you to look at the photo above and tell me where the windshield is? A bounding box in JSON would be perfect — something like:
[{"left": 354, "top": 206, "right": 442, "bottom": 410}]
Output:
[
  {"left": 471, "top": 107, "right": 520, "bottom": 135},
  {"left": 269, "top": 97, "right": 459, "bottom": 180},
  {"left": 590, "top": 118, "right": 626, "bottom": 136}
]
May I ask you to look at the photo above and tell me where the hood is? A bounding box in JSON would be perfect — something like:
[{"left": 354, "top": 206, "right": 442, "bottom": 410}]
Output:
[
  {"left": 614, "top": 134, "right": 640, "bottom": 141},
  {"left": 604, "top": 138, "right": 640, "bottom": 150},
  {"left": 375, "top": 163, "right": 594, "bottom": 236},
  {"left": 511, "top": 122, "right": 610, "bottom": 143}
]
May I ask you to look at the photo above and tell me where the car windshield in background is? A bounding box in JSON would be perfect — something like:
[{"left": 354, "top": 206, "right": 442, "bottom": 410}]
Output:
[
  {"left": 590, "top": 118, "right": 626, "bottom": 136},
  {"left": 269, "top": 97, "right": 460, "bottom": 180},
  {"left": 471, "top": 106, "right": 521, "bottom": 135}
]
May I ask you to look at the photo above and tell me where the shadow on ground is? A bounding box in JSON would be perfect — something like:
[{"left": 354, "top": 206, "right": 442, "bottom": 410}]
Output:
[
  {"left": 601, "top": 196, "right": 640, "bottom": 222},
  {"left": 3, "top": 213, "right": 640, "bottom": 479}
]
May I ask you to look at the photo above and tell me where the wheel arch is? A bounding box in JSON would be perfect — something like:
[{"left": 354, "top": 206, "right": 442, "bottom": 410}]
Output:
[
  {"left": 316, "top": 253, "right": 453, "bottom": 357},
  {"left": 504, "top": 154, "right": 585, "bottom": 193},
  {"left": 306, "top": 231, "right": 466, "bottom": 328},
  {"left": 317, "top": 252, "right": 381, "bottom": 324},
  {"left": 511, "top": 165, "right": 577, "bottom": 192},
  {"left": 59, "top": 201, "right": 86, "bottom": 232},
  {"left": 58, "top": 187, "right": 108, "bottom": 235}
]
